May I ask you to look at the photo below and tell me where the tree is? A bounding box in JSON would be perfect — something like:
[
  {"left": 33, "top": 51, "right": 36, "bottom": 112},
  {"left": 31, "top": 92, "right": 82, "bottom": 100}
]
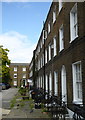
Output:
[{"left": 0, "top": 46, "right": 11, "bottom": 83}]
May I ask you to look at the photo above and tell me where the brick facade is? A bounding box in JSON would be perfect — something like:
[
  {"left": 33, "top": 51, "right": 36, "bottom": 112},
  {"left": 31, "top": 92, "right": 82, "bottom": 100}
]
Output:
[
  {"left": 10, "top": 63, "right": 29, "bottom": 87},
  {"left": 29, "top": 1, "right": 85, "bottom": 117}
]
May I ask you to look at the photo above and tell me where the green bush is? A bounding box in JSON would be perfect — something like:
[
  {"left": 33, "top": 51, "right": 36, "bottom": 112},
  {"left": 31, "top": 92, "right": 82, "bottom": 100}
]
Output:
[{"left": 18, "top": 87, "right": 26, "bottom": 96}]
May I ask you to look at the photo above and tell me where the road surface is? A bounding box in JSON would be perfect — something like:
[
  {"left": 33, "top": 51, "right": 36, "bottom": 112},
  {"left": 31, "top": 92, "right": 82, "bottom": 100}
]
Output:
[{"left": 0, "top": 88, "right": 18, "bottom": 120}]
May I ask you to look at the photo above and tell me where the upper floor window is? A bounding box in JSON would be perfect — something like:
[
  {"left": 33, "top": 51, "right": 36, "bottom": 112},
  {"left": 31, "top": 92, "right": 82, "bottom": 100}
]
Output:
[
  {"left": 23, "top": 74, "right": 26, "bottom": 78},
  {"left": 14, "top": 67, "right": 17, "bottom": 71},
  {"left": 59, "top": 25, "right": 64, "bottom": 51},
  {"left": 43, "top": 54, "right": 44, "bottom": 66},
  {"left": 43, "top": 29, "right": 47, "bottom": 43},
  {"left": 59, "top": 0, "right": 63, "bottom": 12},
  {"left": 14, "top": 73, "right": 17, "bottom": 78},
  {"left": 38, "top": 45, "right": 40, "bottom": 53},
  {"left": 53, "top": 10, "right": 56, "bottom": 23},
  {"left": 70, "top": 3, "right": 78, "bottom": 42},
  {"left": 38, "top": 59, "right": 40, "bottom": 70},
  {"left": 48, "top": 22, "right": 51, "bottom": 34},
  {"left": 48, "top": 44, "right": 51, "bottom": 61},
  {"left": 40, "top": 41, "right": 42, "bottom": 49},
  {"left": 53, "top": 36, "right": 57, "bottom": 56},
  {"left": 45, "top": 48, "right": 47, "bottom": 64},
  {"left": 45, "top": 30, "right": 47, "bottom": 39},
  {"left": 22, "top": 67, "right": 26, "bottom": 71},
  {"left": 72, "top": 61, "right": 82, "bottom": 103}
]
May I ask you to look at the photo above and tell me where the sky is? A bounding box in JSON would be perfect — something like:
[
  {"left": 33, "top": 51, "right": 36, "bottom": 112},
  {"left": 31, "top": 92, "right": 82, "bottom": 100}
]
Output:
[{"left": 0, "top": 2, "right": 51, "bottom": 63}]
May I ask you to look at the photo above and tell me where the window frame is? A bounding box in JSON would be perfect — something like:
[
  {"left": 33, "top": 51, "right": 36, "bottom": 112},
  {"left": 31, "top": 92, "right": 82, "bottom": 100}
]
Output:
[
  {"left": 48, "top": 43, "right": 51, "bottom": 61},
  {"left": 53, "top": 36, "right": 57, "bottom": 57},
  {"left": 72, "top": 61, "right": 82, "bottom": 104},
  {"left": 14, "top": 67, "right": 17, "bottom": 71},
  {"left": 48, "top": 21, "right": 51, "bottom": 34},
  {"left": 59, "top": 0, "right": 63, "bottom": 12},
  {"left": 53, "top": 10, "right": 56, "bottom": 24},
  {"left": 22, "top": 67, "right": 26, "bottom": 71},
  {"left": 45, "top": 48, "right": 48, "bottom": 64},
  {"left": 59, "top": 24, "right": 64, "bottom": 52},
  {"left": 14, "top": 73, "right": 17, "bottom": 78},
  {"left": 70, "top": 3, "right": 78, "bottom": 42},
  {"left": 23, "top": 74, "right": 26, "bottom": 78},
  {"left": 54, "top": 71, "right": 58, "bottom": 96}
]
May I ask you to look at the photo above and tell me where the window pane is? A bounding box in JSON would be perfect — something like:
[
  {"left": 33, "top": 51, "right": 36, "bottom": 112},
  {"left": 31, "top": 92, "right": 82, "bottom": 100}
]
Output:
[
  {"left": 14, "top": 74, "right": 17, "bottom": 78},
  {"left": 14, "top": 67, "right": 17, "bottom": 71},
  {"left": 23, "top": 74, "right": 26, "bottom": 78},
  {"left": 73, "top": 62, "right": 82, "bottom": 101},
  {"left": 23, "top": 67, "right": 26, "bottom": 71}
]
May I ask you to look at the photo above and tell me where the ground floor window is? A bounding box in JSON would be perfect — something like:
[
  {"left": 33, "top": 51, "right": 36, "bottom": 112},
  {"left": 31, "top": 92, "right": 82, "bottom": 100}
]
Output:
[
  {"left": 54, "top": 71, "right": 58, "bottom": 96},
  {"left": 14, "top": 80, "right": 17, "bottom": 86},
  {"left": 46, "top": 74, "right": 48, "bottom": 92},
  {"left": 61, "top": 65, "right": 67, "bottom": 102},
  {"left": 72, "top": 61, "right": 82, "bottom": 103}
]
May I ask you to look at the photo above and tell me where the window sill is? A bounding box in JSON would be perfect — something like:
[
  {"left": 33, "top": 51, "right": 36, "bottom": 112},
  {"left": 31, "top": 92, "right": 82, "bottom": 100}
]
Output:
[
  {"left": 73, "top": 100, "right": 83, "bottom": 105},
  {"left": 48, "top": 31, "right": 51, "bottom": 35},
  {"left": 53, "top": 20, "right": 56, "bottom": 24},
  {"left": 70, "top": 36, "right": 78, "bottom": 43},
  {"left": 59, "top": 48, "right": 64, "bottom": 52},
  {"left": 53, "top": 54, "right": 57, "bottom": 57},
  {"left": 58, "top": 7, "right": 63, "bottom": 16}
]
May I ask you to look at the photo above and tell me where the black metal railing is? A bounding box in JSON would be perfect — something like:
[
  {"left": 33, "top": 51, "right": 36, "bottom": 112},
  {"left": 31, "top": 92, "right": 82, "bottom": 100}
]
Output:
[
  {"left": 42, "top": 93, "right": 68, "bottom": 119},
  {"left": 73, "top": 103, "right": 85, "bottom": 120}
]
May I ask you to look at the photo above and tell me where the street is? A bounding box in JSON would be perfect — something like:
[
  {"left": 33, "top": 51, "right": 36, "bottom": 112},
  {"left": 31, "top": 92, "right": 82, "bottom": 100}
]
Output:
[{"left": 0, "top": 88, "right": 18, "bottom": 120}]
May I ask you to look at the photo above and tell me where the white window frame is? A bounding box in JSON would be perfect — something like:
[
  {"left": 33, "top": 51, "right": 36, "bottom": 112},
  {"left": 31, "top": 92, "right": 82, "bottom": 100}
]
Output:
[
  {"left": 48, "top": 22, "right": 51, "bottom": 34},
  {"left": 14, "top": 67, "right": 17, "bottom": 71},
  {"left": 14, "top": 73, "right": 17, "bottom": 78},
  {"left": 72, "top": 61, "right": 82, "bottom": 104},
  {"left": 49, "top": 72, "right": 52, "bottom": 95},
  {"left": 70, "top": 3, "right": 78, "bottom": 42},
  {"left": 22, "top": 67, "right": 26, "bottom": 71},
  {"left": 46, "top": 75, "right": 48, "bottom": 92},
  {"left": 53, "top": 36, "right": 57, "bottom": 56},
  {"left": 43, "top": 75, "right": 44, "bottom": 89},
  {"left": 59, "top": 0, "right": 63, "bottom": 12},
  {"left": 14, "top": 81, "right": 17, "bottom": 86},
  {"left": 54, "top": 71, "right": 58, "bottom": 96},
  {"left": 45, "top": 48, "right": 47, "bottom": 64},
  {"left": 48, "top": 44, "right": 51, "bottom": 61},
  {"left": 40, "top": 41, "right": 42, "bottom": 49},
  {"left": 59, "top": 24, "right": 64, "bottom": 51},
  {"left": 23, "top": 74, "right": 26, "bottom": 78},
  {"left": 53, "top": 10, "right": 56, "bottom": 23},
  {"left": 61, "top": 65, "right": 67, "bottom": 102}
]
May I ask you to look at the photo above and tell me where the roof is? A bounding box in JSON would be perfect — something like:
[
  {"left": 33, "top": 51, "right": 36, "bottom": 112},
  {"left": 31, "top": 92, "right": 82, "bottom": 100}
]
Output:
[{"left": 10, "top": 63, "right": 29, "bottom": 66}]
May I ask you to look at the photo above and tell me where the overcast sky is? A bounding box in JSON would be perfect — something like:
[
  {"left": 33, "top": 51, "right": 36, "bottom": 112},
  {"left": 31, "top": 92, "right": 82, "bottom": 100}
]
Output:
[{"left": 0, "top": 2, "right": 51, "bottom": 63}]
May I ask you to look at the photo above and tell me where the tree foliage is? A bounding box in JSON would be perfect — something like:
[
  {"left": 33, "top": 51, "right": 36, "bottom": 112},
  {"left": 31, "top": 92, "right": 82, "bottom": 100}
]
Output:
[{"left": 0, "top": 46, "right": 11, "bottom": 83}]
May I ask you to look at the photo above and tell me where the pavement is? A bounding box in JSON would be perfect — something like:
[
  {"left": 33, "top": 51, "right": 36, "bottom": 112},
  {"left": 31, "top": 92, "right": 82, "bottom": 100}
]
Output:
[
  {"left": 0, "top": 88, "right": 19, "bottom": 120},
  {"left": 1, "top": 90, "right": 51, "bottom": 120},
  {"left": 1, "top": 89, "right": 73, "bottom": 120}
]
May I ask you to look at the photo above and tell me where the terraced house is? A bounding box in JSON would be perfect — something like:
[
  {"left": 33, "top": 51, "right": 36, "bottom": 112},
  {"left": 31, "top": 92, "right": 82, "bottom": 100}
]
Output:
[
  {"left": 29, "top": 1, "right": 85, "bottom": 118},
  {"left": 10, "top": 63, "right": 29, "bottom": 87}
]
